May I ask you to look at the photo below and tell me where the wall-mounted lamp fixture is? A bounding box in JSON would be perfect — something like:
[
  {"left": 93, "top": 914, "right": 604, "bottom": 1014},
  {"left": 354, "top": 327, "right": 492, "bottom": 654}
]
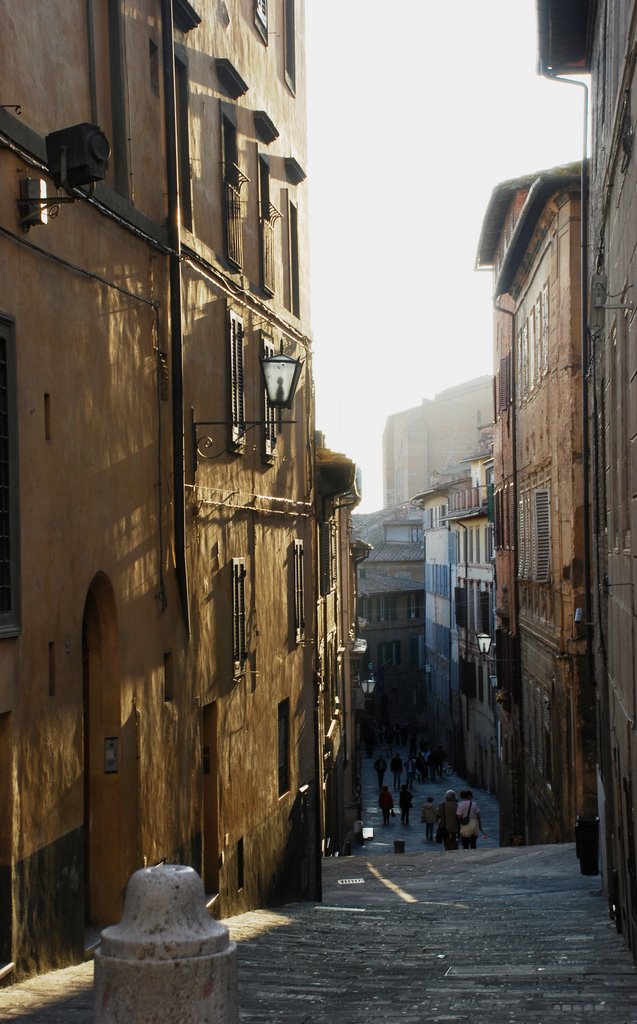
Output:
[
  {"left": 17, "top": 123, "right": 110, "bottom": 231},
  {"left": 476, "top": 632, "right": 492, "bottom": 657},
  {"left": 360, "top": 674, "right": 376, "bottom": 697},
  {"left": 192, "top": 352, "right": 303, "bottom": 465}
]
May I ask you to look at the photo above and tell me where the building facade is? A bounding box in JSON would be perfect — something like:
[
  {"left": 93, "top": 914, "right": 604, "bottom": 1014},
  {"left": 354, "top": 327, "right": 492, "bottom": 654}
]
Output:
[
  {"left": 477, "top": 163, "right": 594, "bottom": 844},
  {"left": 382, "top": 377, "right": 493, "bottom": 508},
  {"left": 0, "top": 0, "right": 328, "bottom": 981},
  {"left": 537, "top": 0, "right": 637, "bottom": 955}
]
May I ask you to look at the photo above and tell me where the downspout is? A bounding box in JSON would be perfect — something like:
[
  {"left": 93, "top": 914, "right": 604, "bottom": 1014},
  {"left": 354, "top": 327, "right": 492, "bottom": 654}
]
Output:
[
  {"left": 457, "top": 520, "right": 468, "bottom": 763},
  {"left": 539, "top": 70, "right": 594, "bottom": 764},
  {"left": 495, "top": 302, "right": 522, "bottom": 837},
  {"left": 161, "top": 0, "right": 190, "bottom": 633}
]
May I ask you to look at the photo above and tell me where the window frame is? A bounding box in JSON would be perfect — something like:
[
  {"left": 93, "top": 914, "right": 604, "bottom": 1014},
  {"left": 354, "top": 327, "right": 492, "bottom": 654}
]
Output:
[
  {"left": 293, "top": 539, "right": 305, "bottom": 643},
  {"left": 283, "top": 0, "right": 296, "bottom": 94},
  {"left": 228, "top": 309, "right": 246, "bottom": 449},
  {"left": 0, "top": 314, "right": 19, "bottom": 637},
  {"left": 277, "top": 697, "right": 290, "bottom": 796},
  {"left": 231, "top": 557, "right": 247, "bottom": 672}
]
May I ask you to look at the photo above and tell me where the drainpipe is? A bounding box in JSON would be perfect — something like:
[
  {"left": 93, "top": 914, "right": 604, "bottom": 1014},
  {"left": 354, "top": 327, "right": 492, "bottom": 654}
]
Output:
[
  {"left": 495, "top": 301, "right": 522, "bottom": 838},
  {"left": 161, "top": 0, "right": 190, "bottom": 633},
  {"left": 538, "top": 70, "right": 594, "bottom": 761}
]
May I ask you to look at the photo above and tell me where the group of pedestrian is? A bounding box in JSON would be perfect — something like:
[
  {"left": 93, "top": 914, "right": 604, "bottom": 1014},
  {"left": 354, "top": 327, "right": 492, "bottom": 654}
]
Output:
[
  {"left": 427, "top": 789, "right": 484, "bottom": 850},
  {"left": 373, "top": 743, "right": 447, "bottom": 792},
  {"left": 378, "top": 784, "right": 414, "bottom": 825},
  {"left": 378, "top": 783, "right": 484, "bottom": 849}
]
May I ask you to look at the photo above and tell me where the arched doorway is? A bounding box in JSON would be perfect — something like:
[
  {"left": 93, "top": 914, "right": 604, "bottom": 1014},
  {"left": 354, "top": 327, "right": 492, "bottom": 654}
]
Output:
[{"left": 82, "top": 573, "right": 123, "bottom": 926}]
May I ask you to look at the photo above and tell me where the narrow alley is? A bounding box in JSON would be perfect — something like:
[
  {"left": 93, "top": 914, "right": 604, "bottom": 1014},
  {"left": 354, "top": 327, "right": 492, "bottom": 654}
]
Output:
[{"left": 1, "top": 749, "right": 636, "bottom": 1023}]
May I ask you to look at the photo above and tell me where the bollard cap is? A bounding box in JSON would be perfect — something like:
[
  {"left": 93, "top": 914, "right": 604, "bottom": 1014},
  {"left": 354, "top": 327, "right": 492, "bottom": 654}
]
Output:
[{"left": 99, "top": 865, "right": 230, "bottom": 960}]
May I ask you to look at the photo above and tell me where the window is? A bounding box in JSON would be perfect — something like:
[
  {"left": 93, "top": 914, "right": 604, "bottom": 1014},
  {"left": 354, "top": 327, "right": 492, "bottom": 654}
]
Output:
[
  {"left": 378, "top": 640, "right": 400, "bottom": 666},
  {"left": 262, "top": 335, "right": 278, "bottom": 457},
  {"left": 0, "top": 315, "right": 19, "bottom": 637},
  {"left": 90, "top": 0, "right": 128, "bottom": 196},
  {"left": 277, "top": 698, "right": 290, "bottom": 795},
  {"left": 229, "top": 310, "right": 245, "bottom": 448},
  {"left": 319, "top": 521, "right": 335, "bottom": 595},
  {"left": 409, "top": 637, "right": 419, "bottom": 665},
  {"left": 255, "top": 0, "right": 268, "bottom": 40},
  {"left": 222, "top": 107, "right": 247, "bottom": 269},
  {"left": 288, "top": 198, "right": 300, "bottom": 317},
  {"left": 175, "top": 51, "right": 192, "bottom": 230},
  {"left": 518, "top": 486, "right": 551, "bottom": 582},
  {"left": 293, "top": 539, "right": 305, "bottom": 642},
  {"left": 454, "top": 587, "right": 467, "bottom": 629},
  {"left": 258, "top": 155, "right": 280, "bottom": 295},
  {"left": 284, "top": 0, "right": 296, "bottom": 93},
  {"left": 231, "top": 558, "right": 247, "bottom": 671}
]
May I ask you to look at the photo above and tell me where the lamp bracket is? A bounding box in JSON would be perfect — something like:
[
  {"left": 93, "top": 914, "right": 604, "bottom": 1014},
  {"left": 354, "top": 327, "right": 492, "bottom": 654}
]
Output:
[{"left": 192, "top": 416, "right": 295, "bottom": 465}]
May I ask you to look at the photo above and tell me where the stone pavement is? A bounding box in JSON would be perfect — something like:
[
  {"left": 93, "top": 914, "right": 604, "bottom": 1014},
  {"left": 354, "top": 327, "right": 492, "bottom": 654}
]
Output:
[
  {"left": 354, "top": 743, "right": 500, "bottom": 856},
  {"left": 2, "top": 750, "right": 637, "bottom": 1023}
]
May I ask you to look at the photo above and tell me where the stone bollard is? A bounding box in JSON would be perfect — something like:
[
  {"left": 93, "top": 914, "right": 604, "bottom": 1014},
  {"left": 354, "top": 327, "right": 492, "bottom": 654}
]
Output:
[{"left": 94, "top": 864, "right": 238, "bottom": 1024}]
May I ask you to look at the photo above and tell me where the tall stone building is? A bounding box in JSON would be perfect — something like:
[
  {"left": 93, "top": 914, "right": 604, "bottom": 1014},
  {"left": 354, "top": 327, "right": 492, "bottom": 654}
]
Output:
[
  {"left": 477, "top": 163, "right": 594, "bottom": 845},
  {"left": 0, "top": 0, "right": 330, "bottom": 981},
  {"left": 383, "top": 377, "right": 492, "bottom": 508},
  {"left": 537, "top": 0, "right": 637, "bottom": 954}
]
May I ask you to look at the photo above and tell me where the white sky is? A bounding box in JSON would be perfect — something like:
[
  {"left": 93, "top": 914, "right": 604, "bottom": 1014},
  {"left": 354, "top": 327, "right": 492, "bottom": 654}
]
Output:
[{"left": 305, "top": 1, "right": 587, "bottom": 512}]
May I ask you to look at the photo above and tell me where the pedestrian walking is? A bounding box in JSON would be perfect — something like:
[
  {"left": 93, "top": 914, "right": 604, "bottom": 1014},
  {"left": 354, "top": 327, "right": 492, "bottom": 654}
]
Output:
[
  {"left": 415, "top": 752, "right": 427, "bottom": 782},
  {"left": 378, "top": 785, "right": 394, "bottom": 825},
  {"left": 456, "top": 789, "right": 483, "bottom": 850},
  {"left": 399, "top": 784, "right": 413, "bottom": 825},
  {"left": 390, "top": 752, "right": 403, "bottom": 790},
  {"left": 437, "top": 789, "right": 459, "bottom": 850},
  {"left": 420, "top": 796, "right": 438, "bottom": 841},
  {"left": 374, "top": 754, "right": 387, "bottom": 789},
  {"left": 433, "top": 744, "right": 446, "bottom": 779},
  {"left": 405, "top": 754, "right": 416, "bottom": 790}
]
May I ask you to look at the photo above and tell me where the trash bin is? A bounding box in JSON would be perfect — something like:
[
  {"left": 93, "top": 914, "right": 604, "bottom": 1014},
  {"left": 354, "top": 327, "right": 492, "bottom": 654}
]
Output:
[
  {"left": 575, "top": 815, "right": 599, "bottom": 875},
  {"left": 393, "top": 839, "right": 405, "bottom": 854}
]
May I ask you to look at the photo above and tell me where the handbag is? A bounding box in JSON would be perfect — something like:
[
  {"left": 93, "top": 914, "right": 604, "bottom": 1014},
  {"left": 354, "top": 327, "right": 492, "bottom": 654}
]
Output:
[{"left": 459, "top": 801, "right": 472, "bottom": 827}]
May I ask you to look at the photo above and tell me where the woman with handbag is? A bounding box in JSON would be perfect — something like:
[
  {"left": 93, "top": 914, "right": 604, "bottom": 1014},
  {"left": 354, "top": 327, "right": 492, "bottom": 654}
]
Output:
[
  {"left": 437, "top": 790, "right": 459, "bottom": 850},
  {"left": 456, "top": 789, "right": 482, "bottom": 849}
]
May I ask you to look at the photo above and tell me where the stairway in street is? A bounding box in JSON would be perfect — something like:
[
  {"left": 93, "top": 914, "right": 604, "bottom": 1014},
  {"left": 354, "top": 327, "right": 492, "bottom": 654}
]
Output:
[{"left": 1, "top": 749, "right": 636, "bottom": 1023}]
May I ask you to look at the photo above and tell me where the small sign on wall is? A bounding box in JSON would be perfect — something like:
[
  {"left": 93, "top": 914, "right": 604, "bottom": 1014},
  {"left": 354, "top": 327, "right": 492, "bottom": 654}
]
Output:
[{"left": 104, "top": 737, "right": 119, "bottom": 773}]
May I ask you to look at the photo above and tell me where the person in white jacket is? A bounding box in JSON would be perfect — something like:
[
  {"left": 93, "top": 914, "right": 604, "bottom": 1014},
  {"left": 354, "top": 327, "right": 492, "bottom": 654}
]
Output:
[{"left": 456, "top": 789, "right": 483, "bottom": 850}]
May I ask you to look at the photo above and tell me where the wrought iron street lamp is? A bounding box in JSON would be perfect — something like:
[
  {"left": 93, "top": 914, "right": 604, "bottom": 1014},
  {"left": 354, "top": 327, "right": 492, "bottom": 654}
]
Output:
[{"left": 476, "top": 632, "right": 492, "bottom": 657}]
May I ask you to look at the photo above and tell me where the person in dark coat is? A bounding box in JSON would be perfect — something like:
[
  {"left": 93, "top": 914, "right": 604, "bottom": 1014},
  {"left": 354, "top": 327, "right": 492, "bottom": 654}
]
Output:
[
  {"left": 374, "top": 754, "right": 387, "bottom": 789},
  {"left": 399, "top": 784, "right": 413, "bottom": 825},
  {"left": 390, "top": 752, "right": 403, "bottom": 790},
  {"left": 378, "top": 785, "right": 394, "bottom": 825},
  {"left": 437, "top": 789, "right": 459, "bottom": 850}
]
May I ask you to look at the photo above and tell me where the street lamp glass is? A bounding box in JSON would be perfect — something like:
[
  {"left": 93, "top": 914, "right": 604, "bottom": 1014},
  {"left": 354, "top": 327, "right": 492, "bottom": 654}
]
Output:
[
  {"left": 360, "top": 675, "right": 376, "bottom": 696},
  {"left": 260, "top": 353, "right": 303, "bottom": 409},
  {"left": 476, "top": 632, "right": 492, "bottom": 656}
]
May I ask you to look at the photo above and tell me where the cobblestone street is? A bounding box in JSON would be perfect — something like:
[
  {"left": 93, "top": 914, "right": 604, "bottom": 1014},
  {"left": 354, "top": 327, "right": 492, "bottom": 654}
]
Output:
[{"left": 1, "top": 751, "right": 636, "bottom": 1023}]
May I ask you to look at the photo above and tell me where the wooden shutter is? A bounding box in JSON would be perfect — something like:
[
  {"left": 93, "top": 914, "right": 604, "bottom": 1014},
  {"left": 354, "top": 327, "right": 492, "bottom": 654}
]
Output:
[
  {"left": 319, "top": 522, "right": 331, "bottom": 596},
  {"left": 455, "top": 586, "right": 467, "bottom": 629},
  {"left": 533, "top": 488, "right": 551, "bottom": 582},
  {"left": 232, "top": 558, "right": 247, "bottom": 667},
  {"left": 293, "top": 539, "right": 305, "bottom": 641},
  {"left": 229, "top": 311, "right": 245, "bottom": 445},
  {"left": 262, "top": 335, "right": 278, "bottom": 456}
]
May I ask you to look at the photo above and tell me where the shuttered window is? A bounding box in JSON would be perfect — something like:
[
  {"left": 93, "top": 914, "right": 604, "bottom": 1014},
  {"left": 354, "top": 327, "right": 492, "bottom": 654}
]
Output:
[
  {"left": 455, "top": 586, "right": 467, "bottom": 629},
  {"left": 293, "top": 539, "right": 305, "bottom": 642},
  {"left": 498, "top": 353, "right": 511, "bottom": 411},
  {"left": 262, "top": 334, "right": 278, "bottom": 457},
  {"left": 232, "top": 558, "right": 247, "bottom": 670},
  {"left": 277, "top": 698, "right": 290, "bottom": 796},
  {"left": 0, "top": 316, "right": 19, "bottom": 636},
  {"left": 533, "top": 488, "right": 551, "bottom": 583},
  {"left": 229, "top": 310, "right": 245, "bottom": 447}
]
